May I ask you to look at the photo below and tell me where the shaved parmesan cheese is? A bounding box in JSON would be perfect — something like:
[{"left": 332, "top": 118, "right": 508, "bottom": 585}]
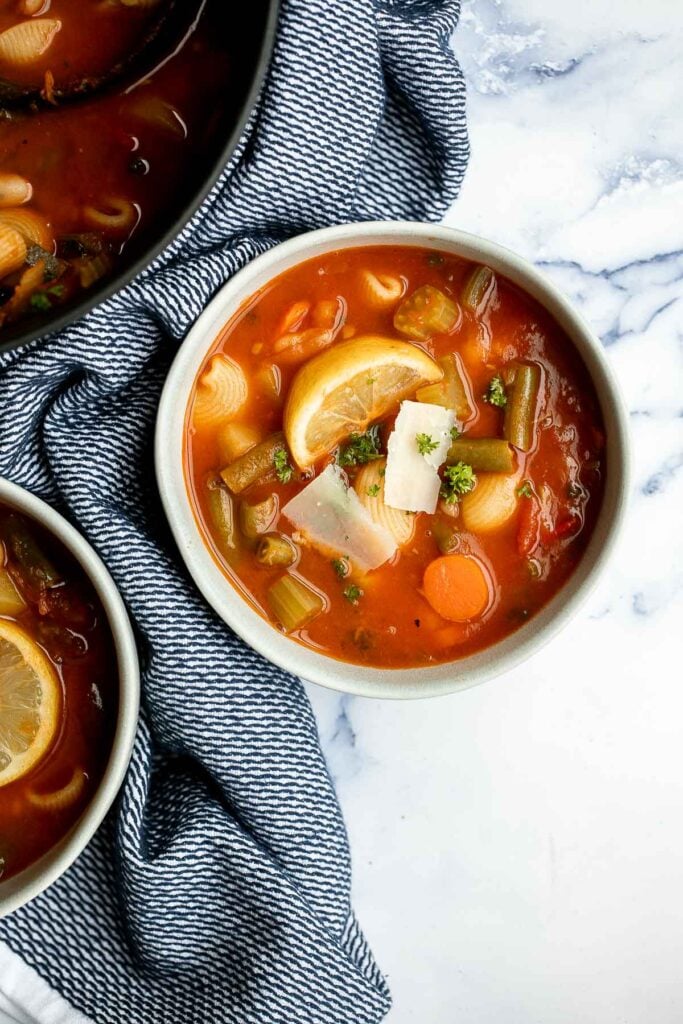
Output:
[
  {"left": 384, "top": 400, "right": 455, "bottom": 513},
  {"left": 282, "top": 464, "right": 397, "bottom": 571}
]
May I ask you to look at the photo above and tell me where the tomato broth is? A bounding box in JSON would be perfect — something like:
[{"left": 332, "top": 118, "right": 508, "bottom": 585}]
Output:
[
  {"left": 186, "top": 246, "right": 606, "bottom": 670},
  {"left": 0, "top": 505, "right": 117, "bottom": 882}
]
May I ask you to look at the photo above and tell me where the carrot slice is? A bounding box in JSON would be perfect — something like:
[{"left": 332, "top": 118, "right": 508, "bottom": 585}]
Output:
[{"left": 422, "top": 554, "right": 491, "bottom": 622}]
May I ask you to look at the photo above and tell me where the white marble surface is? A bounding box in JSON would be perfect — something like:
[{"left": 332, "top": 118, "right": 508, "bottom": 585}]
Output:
[
  {"left": 2, "top": 0, "right": 681, "bottom": 1020},
  {"left": 311, "top": 1, "right": 683, "bottom": 1022}
]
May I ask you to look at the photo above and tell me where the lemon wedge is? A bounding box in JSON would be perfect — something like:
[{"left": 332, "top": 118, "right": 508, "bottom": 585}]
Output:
[
  {"left": 0, "top": 619, "right": 61, "bottom": 788},
  {"left": 283, "top": 335, "right": 442, "bottom": 468}
]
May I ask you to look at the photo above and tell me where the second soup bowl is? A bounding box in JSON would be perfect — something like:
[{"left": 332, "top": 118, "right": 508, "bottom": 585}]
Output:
[
  {"left": 0, "top": 479, "right": 139, "bottom": 917},
  {"left": 155, "top": 222, "right": 629, "bottom": 699}
]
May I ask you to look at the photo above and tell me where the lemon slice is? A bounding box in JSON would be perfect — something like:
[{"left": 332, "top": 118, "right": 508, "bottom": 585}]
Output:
[
  {"left": 0, "top": 619, "right": 61, "bottom": 788},
  {"left": 283, "top": 335, "right": 442, "bottom": 468}
]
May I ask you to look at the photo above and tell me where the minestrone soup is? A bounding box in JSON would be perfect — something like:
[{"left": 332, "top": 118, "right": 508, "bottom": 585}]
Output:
[
  {"left": 185, "top": 247, "right": 606, "bottom": 670},
  {"left": 0, "top": 0, "right": 264, "bottom": 330},
  {"left": 0, "top": 504, "right": 117, "bottom": 882}
]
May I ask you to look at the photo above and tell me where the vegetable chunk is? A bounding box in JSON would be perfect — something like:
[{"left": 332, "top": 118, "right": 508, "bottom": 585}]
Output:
[
  {"left": 504, "top": 362, "right": 542, "bottom": 452},
  {"left": 446, "top": 437, "right": 516, "bottom": 474},
  {"left": 268, "top": 574, "right": 324, "bottom": 632},
  {"left": 394, "top": 285, "right": 461, "bottom": 341},
  {"left": 220, "top": 433, "right": 287, "bottom": 494},
  {"left": 423, "top": 554, "right": 491, "bottom": 621}
]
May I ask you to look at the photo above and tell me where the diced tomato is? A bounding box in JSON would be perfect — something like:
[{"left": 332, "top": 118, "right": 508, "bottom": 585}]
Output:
[
  {"left": 272, "top": 327, "right": 336, "bottom": 364},
  {"left": 517, "top": 496, "right": 541, "bottom": 556},
  {"left": 553, "top": 514, "right": 582, "bottom": 540},
  {"left": 277, "top": 300, "right": 310, "bottom": 335}
]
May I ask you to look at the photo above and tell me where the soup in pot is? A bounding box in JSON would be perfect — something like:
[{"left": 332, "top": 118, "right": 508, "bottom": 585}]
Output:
[{"left": 0, "top": 0, "right": 267, "bottom": 332}]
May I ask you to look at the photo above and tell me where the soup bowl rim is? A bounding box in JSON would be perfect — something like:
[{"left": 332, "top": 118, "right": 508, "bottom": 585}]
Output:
[
  {"left": 155, "top": 221, "right": 630, "bottom": 700},
  {"left": 0, "top": 478, "right": 140, "bottom": 918}
]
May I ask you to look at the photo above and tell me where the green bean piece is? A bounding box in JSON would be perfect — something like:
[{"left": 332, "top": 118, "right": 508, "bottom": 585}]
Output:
[
  {"left": 239, "top": 495, "right": 278, "bottom": 540},
  {"left": 206, "top": 478, "right": 237, "bottom": 556},
  {"left": 256, "top": 533, "right": 297, "bottom": 568},
  {"left": 393, "top": 285, "right": 461, "bottom": 341},
  {"left": 504, "top": 362, "right": 541, "bottom": 452},
  {"left": 502, "top": 364, "right": 518, "bottom": 388},
  {"left": 446, "top": 437, "right": 516, "bottom": 474},
  {"left": 267, "top": 574, "right": 324, "bottom": 632},
  {"left": 416, "top": 352, "right": 473, "bottom": 420},
  {"left": 431, "top": 518, "right": 460, "bottom": 556},
  {"left": 0, "top": 514, "right": 61, "bottom": 590},
  {"left": 461, "top": 265, "right": 496, "bottom": 316},
  {"left": 220, "top": 432, "right": 286, "bottom": 494}
]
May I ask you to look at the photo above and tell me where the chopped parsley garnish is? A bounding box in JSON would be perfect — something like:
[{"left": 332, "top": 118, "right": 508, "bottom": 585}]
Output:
[
  {"left": 47, "top": 284, "right": 65, "bottom": 298},
  {"left": 29, "top": 292, "right": 51, "bottom": 312},
  {"left": 332, "top": 557, "right": 350, "bottom": 579},
  {"left": 449, "top": 426, "right": 460, "bottom": 441},
  {"left": 416, "top": 433, "right": 439, "bottom": 457},
  {"left": 367, "top": 483, "right": 381, "bottom": 497},
  {"left": 440, "top": 461, "right": 476, "bottom": 504},
  {"left": 483, "top": 375, "right": 507, "bottom": 408},
  {"left": 338, "top": 425, "right": 382, "bottom": 466},
  {"left": 517, "top": 480, "right": 533, "bottom": 498},
  {"left": 366, "top": 376, "right": 377, "bottom": 385},
  {"left": 273, "top": 447, "right": 294, "bottom": 484},
  {"left": 343, "top": 584, "right": 363, "bottom": 604}
]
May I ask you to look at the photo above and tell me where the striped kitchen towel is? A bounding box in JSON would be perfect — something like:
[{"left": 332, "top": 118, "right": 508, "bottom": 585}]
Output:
[{"left": 0, "top": 0, "right": 468, "bottom": 1021}]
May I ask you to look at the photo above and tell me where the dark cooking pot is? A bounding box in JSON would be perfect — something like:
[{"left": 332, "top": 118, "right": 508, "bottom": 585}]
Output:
[{"left": 0, "top": 0, "right": 279, "bottom": 354}]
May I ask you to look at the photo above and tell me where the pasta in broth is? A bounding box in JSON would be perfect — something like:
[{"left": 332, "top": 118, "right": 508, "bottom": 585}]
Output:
[{"left": 186, "top": 247, "right": 607, "bottom": 671}]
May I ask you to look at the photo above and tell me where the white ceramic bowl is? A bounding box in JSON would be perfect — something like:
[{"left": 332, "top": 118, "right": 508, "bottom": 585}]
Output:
[
  {"left": 156, "top": 222, "right": 630, "bottom": 700},
  {"left": 0, "top": 479, "right": 139, "bottom": 918}
]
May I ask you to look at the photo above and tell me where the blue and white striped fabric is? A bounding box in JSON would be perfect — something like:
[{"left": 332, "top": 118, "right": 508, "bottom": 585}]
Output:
[{"left": 0, "top": 1, "right": 468, "bottom": 1020}]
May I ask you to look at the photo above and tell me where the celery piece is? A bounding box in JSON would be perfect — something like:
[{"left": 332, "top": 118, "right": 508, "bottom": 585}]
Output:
[
  {"left": 393, "top": 285, "right": 461, "bottom": 341},
  {"left": 446, "top": 437, "right": 515, "bottom": 474},
  {"left": 461, "top": 265, "right": 496, "bottom": 316},
  {"left": 267, "top": 573, "right": 324, "bottom": 632}
]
